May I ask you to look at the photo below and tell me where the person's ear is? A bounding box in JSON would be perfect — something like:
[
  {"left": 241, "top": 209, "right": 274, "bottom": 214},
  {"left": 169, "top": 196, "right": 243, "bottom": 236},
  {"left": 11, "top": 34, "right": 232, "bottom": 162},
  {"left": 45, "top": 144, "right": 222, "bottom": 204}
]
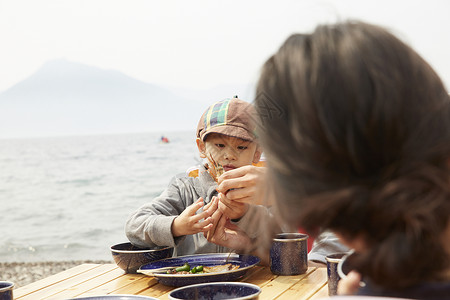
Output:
[
  {"left": 252, "top": 146, "right": 262, "bottom": 164},
  {"left": 196, "top": 138, "right": 206, "bottom": 158}
]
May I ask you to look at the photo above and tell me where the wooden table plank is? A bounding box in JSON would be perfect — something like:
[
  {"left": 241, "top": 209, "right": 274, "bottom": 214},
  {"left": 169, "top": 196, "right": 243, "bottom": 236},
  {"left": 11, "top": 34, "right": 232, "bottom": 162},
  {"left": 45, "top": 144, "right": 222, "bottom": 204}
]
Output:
[
  {"left": 258, "top": 267, "right": 317, "bottom": 300},
  {"left": 238, "top": 265, "right": 264, "bottom": 282},
  {"left": 43, "top": 266, "right": 125, "bottom": 299},
  {"left": 14, "top": 263, "right": 329, "bottom": 299},
  {"left": 309, "top": 283, "right": 330, "bottom": 300},
  {"left": 158, "top": 293, "right": 170, "bottom": 300},
  {"left": 14, "top": 264, "right": 102, "bottom": 299},
  {"left": 275, "top": 267, "right": 328, "bottom": 299},
  {"left": 110, "top": 276, "right": 160, "bottom": 295},
  {"left": 136, "top": 281, "right": 174, "bottom": 298},
  {"left": 76, "top": 273, "right": 152, "bottom": 297},
  {"left": 16, "top": 264, "right": 117, "bottom": 300},
  {"left": 243, "top": 266, "right": 279, "bottom": 287}
]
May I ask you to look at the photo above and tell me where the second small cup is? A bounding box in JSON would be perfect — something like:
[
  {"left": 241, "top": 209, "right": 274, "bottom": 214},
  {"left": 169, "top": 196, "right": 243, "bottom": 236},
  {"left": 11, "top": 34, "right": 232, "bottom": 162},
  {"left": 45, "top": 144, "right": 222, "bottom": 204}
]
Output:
[
  {"left": 326, "top": 252, "right": 347, "bottom": 296},
  {"left": 0, "top": 281, "right": 14, "bottom": 300},
  {"left": 270, "top": 233, "right": 308, "bottom": 276}
]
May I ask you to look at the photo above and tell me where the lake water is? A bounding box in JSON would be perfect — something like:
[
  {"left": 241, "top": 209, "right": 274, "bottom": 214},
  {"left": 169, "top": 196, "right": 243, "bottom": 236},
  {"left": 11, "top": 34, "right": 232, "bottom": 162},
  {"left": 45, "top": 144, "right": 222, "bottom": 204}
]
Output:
[{"left": 0, "top": 131, "right": 199, "bottom": 262}]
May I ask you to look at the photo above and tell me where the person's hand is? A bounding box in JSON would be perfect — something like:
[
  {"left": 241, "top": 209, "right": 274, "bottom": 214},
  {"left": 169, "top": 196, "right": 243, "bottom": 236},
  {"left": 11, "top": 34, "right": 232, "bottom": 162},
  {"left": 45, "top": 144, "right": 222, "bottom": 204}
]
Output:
[
  {"left": 171, "top": 197, "right": 215, "bottom": 237},
  {"left": 217, "top": 192, "right": 249, "bottom": 220},
  {"left": 337, "top": 270, "right": 362, "bottom": 295},
  {"left": 204, "top": 200, "right": 252, "bottom": 251},
  {"left": 217, "top": 166, "right": 268, "bottom": 205}
]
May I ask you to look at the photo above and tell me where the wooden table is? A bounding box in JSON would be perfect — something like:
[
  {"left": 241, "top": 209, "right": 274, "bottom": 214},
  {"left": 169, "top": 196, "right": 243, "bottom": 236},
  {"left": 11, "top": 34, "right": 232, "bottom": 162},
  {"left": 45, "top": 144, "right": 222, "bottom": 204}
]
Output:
[{"left": 14, "top": 264, "right": 330, "bottom": 299}]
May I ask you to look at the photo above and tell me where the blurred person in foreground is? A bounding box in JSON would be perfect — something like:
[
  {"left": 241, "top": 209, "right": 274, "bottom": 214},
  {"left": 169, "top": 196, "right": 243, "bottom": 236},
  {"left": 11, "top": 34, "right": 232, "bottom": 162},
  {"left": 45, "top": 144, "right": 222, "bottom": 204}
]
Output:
[{"left": 208, "top": 20, "right": 450, "bottom": 299}]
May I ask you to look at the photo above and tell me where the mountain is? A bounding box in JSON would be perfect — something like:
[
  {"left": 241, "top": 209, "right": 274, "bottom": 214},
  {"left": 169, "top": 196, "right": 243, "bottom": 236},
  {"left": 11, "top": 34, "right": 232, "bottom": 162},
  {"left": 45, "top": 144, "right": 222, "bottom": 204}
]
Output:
[{"left": 0, "top": 59, "right": 207, "bottom": 138}]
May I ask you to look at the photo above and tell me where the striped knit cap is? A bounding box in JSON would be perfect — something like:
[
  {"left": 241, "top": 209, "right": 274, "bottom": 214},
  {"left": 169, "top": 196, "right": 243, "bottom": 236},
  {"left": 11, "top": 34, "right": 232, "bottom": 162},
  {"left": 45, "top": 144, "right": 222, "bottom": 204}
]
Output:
[{"left": 196, "top": 97, "right": 256, "bottom": 142}]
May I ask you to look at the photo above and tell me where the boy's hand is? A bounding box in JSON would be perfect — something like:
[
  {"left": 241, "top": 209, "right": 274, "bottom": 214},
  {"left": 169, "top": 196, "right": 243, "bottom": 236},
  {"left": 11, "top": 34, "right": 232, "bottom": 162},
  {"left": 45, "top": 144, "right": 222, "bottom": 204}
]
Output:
[
  {"left": 204, "top": 206, "right": 252, "bottom": 251},
  {"left": 217, "top": 166, "right": 269, "bottom": 205},
  {"left": 218, "top": 192, "right": 249, "bottom": 220},
  {"left": 171, "top": 198, "right": 215, "bottom": 237}
]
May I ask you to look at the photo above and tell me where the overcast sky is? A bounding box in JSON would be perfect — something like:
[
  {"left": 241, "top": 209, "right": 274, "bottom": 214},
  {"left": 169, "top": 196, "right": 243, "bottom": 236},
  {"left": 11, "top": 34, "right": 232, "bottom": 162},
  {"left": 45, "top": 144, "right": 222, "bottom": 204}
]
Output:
[{"left": 1, "top": 0, "right": 449, "bottom": 93}]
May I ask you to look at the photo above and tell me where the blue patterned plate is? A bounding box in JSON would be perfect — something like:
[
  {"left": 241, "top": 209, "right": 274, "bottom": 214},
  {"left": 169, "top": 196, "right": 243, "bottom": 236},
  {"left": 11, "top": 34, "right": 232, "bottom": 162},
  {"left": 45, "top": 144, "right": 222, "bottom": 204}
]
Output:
[{"left": 138, "top": 253, "right": 260, "bottom": 287}]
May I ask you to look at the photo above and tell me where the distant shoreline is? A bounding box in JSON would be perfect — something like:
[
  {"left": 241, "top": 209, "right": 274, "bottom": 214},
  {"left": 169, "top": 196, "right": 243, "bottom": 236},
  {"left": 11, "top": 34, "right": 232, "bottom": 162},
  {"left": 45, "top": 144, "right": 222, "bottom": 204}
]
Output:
[{"left": 0, "top": 260, "right": 114, "bottom": 288}]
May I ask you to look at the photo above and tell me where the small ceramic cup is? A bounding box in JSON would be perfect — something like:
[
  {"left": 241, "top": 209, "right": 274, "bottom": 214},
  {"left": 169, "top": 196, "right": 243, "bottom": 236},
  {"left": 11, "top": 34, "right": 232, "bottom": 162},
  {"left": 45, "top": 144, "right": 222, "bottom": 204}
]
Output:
[
  {"left": 0, "top": 281, "right": 14, "bottom": 300},
  {"left": 325, "top": 253, "right": 347, "bottom": 296},
  {"left": 270, "top": 233, "right": 308, "bottom": 275}
]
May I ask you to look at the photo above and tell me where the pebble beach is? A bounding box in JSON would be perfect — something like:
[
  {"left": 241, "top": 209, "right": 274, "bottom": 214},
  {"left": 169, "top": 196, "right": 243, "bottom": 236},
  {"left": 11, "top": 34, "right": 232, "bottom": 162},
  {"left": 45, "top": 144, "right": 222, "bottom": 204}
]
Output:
[{"left": 0, "top": 260, "right": 113, "bottom": 288}]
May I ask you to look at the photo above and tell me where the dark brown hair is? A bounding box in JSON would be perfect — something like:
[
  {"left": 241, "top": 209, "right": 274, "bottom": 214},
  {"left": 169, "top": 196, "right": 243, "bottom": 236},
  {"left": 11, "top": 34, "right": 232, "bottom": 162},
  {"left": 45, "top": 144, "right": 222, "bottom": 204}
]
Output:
[{"left": 255, "top": 21, "right": 450, "bottom": 288}]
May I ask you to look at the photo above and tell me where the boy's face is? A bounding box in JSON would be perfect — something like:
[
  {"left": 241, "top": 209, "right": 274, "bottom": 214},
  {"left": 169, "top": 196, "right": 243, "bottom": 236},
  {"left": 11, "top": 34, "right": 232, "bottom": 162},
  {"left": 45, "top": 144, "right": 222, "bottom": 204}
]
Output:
[{"left": 196, "top": 133, "right": 261, "bottom": 171}]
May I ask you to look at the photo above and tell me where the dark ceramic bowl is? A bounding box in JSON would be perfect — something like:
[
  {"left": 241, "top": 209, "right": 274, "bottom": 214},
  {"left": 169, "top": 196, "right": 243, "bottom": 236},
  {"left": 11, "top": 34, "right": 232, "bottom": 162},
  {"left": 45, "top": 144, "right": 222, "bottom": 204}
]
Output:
[
  {"left": 169, "top": 282, "right": 261, "bottom": 300},
  {"left": 110, "top": 242, "right": 173, "bottom": 273}
]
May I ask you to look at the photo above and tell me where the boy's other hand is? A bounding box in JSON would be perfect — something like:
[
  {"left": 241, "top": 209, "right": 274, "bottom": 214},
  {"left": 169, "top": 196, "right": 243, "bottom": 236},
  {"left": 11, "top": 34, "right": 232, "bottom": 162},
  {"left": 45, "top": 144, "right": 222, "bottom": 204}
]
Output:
[
  {"left": 218, "top": 192, "right": 248, "bottom": 220},
  {"left": 204, "top": 209, "right": 252, "bottom": 251},
  {"left": 217, "top": 166, "right": 268, "bottom": 205},
  {"left": 171, "top": 197, "right": 215, "bottom": 237}
]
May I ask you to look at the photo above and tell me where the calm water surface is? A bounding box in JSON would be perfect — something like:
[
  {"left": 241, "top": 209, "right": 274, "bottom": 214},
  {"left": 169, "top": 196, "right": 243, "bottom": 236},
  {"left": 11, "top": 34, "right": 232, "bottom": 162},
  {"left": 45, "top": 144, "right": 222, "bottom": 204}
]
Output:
[{"left": 0, "top": 131, "right": 198, "bottom": 262}]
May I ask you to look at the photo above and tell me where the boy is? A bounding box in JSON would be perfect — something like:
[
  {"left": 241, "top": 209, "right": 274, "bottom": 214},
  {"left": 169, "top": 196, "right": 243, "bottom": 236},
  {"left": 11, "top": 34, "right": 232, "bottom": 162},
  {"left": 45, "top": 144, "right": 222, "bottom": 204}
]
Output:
[{"left": 125, "top": 97, "right": 268, "bottom": 256}]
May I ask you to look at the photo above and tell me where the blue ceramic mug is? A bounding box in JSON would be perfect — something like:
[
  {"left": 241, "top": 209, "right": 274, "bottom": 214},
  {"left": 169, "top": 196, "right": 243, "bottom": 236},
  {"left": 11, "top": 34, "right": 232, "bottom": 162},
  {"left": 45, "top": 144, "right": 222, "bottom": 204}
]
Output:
[
  {"left": 270, "top": 233, "right": 308, "bottom": 275},
  {"left": 0, "top": 281, "right": 14, "bottom": 300},
  {"left": 326, "top": 253, "right": 347, "bottom": 295}
]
